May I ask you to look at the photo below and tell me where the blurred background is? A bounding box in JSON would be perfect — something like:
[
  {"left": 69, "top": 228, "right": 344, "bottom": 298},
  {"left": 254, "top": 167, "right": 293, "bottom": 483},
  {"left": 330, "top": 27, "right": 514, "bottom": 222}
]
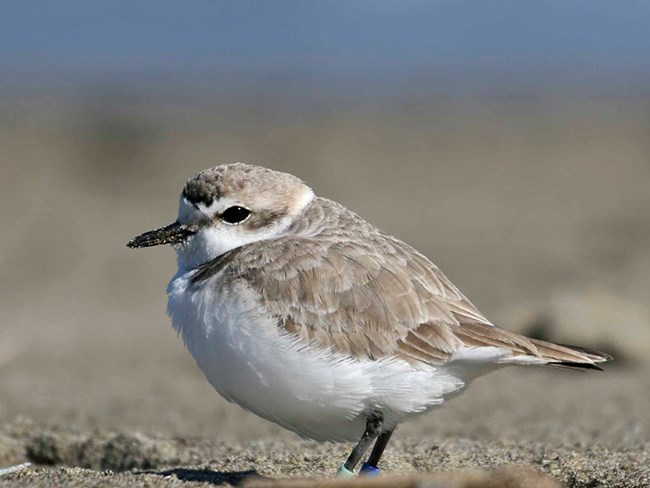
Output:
[{"left": 1, "top": 1, "right": 649, "bottom": 445}]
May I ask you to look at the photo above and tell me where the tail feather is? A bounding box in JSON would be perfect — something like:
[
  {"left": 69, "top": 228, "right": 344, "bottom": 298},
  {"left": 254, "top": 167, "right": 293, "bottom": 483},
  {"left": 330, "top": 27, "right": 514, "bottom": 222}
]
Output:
[
  {"left": 557, "top": 343, "right": 614, "bottom": 361},
  {"left": 528, "top": 338, "right": 612, "bottom": 370},
  {"left": 547, "top": 361, "right": 604, "bottom": 371},
  {"left": 448, "top": 321, "right": 613, "bottom": 370}
]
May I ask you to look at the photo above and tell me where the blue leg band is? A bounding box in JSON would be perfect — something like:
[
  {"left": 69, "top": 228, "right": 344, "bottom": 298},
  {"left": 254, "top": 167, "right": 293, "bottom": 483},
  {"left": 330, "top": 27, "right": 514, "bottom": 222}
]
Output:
[{"left": 359, "top": 462, "right": 380, "bottom": 477}]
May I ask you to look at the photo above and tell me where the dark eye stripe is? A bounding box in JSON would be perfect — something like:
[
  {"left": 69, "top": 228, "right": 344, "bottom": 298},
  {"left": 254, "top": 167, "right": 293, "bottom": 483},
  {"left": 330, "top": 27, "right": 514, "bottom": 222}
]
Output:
[
  {"left": 220, "top": 206, "right": 251, "bottom": 224},
  {"left": 247, "top": 209, "right": 287, "bottom": 229}
]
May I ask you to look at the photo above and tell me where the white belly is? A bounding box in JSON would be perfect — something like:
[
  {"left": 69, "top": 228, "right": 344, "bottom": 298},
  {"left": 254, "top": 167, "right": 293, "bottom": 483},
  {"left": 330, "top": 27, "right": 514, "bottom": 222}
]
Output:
[{"left": 167, "top": 269, "right": 465, "bottom": 442}]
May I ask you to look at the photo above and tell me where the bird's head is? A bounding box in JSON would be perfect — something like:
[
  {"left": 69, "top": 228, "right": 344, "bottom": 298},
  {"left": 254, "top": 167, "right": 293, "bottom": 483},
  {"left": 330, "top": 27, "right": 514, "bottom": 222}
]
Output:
[{"left": 127, "top": 163, "right": 314, "bottom": 271}]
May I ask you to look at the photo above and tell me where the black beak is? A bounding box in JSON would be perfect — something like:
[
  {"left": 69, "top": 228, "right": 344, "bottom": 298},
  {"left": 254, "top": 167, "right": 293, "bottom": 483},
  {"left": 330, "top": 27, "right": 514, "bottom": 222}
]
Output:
[{"left": 127, "top": 222, "right": 199, "bottom": 249}]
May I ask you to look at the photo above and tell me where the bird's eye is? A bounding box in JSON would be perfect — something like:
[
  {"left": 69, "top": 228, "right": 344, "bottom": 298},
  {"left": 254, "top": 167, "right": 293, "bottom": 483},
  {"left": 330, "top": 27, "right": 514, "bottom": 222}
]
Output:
[{"left": 220, "top": 206, "right": 251, "bottom": 225}]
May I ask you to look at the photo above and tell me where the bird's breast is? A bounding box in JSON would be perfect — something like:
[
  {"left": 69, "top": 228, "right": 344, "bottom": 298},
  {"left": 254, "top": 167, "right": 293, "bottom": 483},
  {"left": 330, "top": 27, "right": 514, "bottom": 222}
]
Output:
[{"left": 165, "top": 268, "right": 464, "bottom": 441}]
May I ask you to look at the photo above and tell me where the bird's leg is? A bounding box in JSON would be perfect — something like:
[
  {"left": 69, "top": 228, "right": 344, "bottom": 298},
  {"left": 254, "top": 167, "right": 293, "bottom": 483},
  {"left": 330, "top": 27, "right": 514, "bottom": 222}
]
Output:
[
  {"left": 361, "top": 428, "right": 394, "bottom": 475},
  {"left": 336, "top": 412, "right": 383, "bottom": 477}
]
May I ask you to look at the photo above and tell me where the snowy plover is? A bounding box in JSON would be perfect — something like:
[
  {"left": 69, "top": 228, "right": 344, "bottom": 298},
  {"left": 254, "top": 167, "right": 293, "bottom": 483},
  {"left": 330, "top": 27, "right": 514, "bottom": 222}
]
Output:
[{"left": 128, "top": 163, "right": 611, "bottom": 477}]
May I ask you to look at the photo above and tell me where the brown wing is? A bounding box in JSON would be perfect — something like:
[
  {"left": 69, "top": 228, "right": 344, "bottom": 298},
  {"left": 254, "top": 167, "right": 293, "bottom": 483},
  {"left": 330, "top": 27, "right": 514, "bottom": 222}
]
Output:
[{"left": 193, "top": 197, "right": 609, "bottom": 367}]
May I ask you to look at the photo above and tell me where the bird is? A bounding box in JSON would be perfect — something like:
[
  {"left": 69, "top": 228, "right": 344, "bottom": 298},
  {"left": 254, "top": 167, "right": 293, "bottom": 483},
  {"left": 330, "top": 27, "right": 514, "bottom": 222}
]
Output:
[{"left": 127, "top": 163, "right": 611, "bottom": 477}]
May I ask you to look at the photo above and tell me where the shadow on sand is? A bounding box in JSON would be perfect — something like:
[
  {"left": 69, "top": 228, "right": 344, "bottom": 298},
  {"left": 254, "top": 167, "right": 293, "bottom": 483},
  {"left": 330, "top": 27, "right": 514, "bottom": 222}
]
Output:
[{"left": 139, "top": 467, "right": 265, "bottom": 485}]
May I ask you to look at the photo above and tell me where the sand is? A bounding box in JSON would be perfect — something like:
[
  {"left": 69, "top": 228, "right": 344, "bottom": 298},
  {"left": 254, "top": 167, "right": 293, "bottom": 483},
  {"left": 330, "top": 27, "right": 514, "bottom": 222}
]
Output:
[{"left": 0, "top": 420, "right": 648, "bottom": 487}]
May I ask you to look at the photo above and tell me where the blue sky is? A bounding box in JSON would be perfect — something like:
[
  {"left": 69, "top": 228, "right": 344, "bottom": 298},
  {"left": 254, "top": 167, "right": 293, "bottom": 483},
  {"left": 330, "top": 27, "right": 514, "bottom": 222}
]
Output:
[{"left": 2, "top": 1, "right": 649, "bottom": 91}]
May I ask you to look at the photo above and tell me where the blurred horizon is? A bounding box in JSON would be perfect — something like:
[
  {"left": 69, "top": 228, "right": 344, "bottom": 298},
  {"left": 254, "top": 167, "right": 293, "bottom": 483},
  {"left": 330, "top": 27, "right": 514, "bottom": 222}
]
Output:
[{"left": 3, "top": 1, "right": 650, "bottom": 99}]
